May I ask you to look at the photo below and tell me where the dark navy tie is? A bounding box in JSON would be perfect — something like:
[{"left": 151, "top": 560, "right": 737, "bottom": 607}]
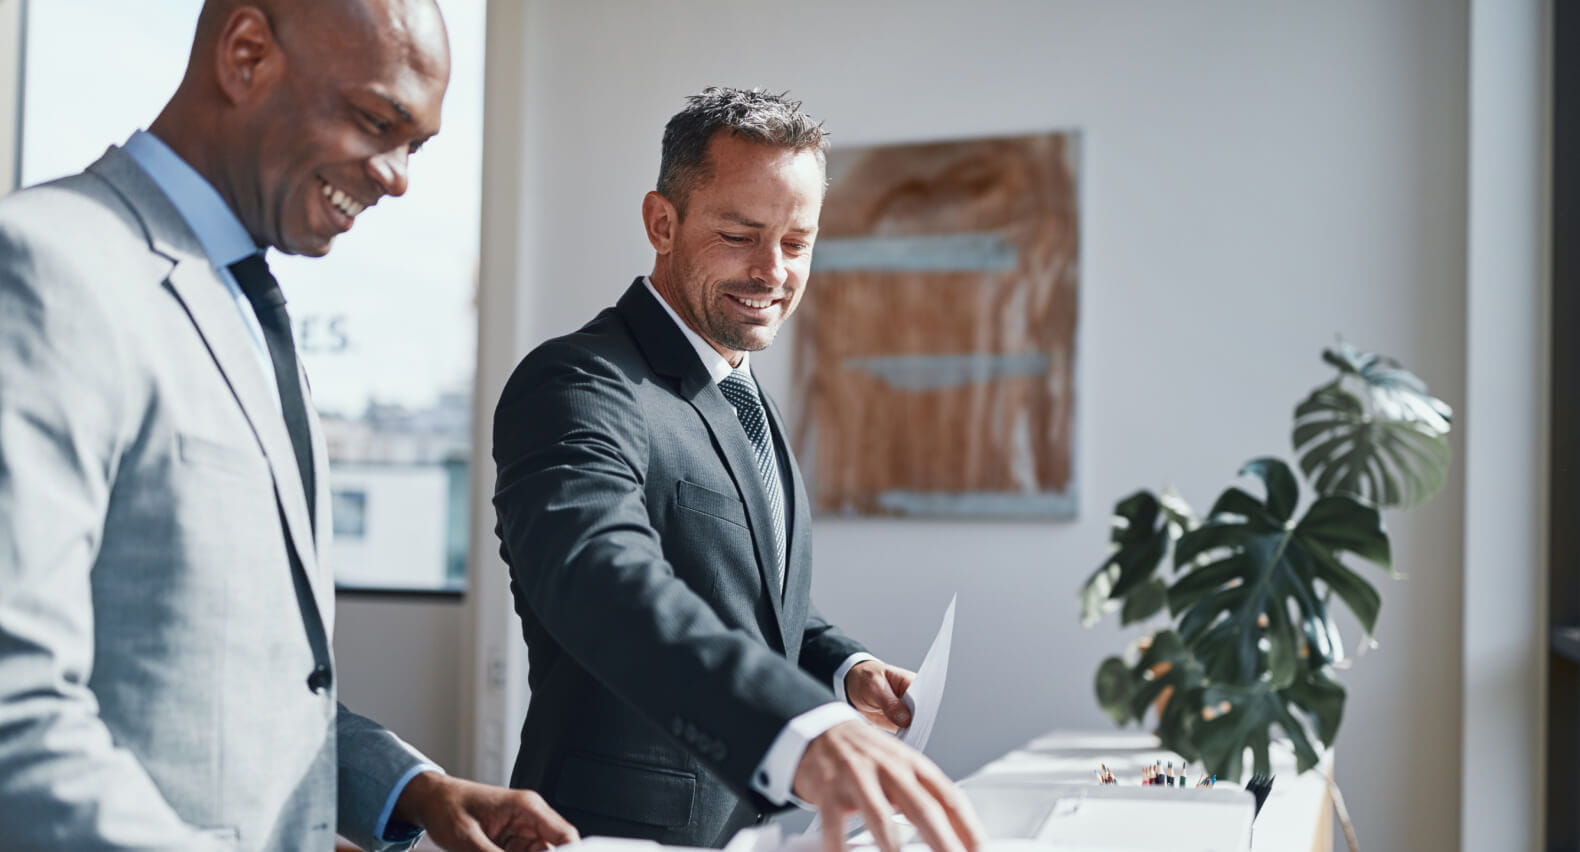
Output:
[
  {"left": 229, "top": 253, "right": 316, "bottom": 532},
  {"left": 718, "top": 368, "right": 786, "bottom": 595}
]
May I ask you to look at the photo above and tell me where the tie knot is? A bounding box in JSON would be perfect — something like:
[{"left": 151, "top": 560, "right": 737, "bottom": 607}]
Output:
[
  {"left": 718, "top": 370, "right": 761, "bottom": 410},
  {"left": 229, "top": 253, "right": 286, "bottom": 311}
]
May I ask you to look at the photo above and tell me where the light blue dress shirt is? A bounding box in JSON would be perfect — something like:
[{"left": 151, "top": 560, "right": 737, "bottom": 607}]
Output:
[
  {"left": 121, "top": 130, "right": 436, "bottom": 842},
  {"left": 122, "top": 130, "right": 279, "bottom": 408}
]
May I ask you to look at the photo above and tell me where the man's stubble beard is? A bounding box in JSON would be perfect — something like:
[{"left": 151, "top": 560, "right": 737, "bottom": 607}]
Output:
[
  {"left": 672, "top": 250, "right": 779, "bottom": 355},
  {"left": 702, "top": 291, "right": 779, "bottom": 354}
]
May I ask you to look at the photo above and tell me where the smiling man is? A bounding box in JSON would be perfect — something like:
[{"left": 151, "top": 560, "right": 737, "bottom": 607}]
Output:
[
  {"left": 0, "top": 1, "right": 575, "bottom": 850},
  {"left": 492, "top": 88, "right": 985, "bottom": 852}
]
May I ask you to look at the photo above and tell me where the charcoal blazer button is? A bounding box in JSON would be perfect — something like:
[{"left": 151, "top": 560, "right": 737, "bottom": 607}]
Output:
[{"left": 306, "top": 664, "right": 332, "bottom": 693}]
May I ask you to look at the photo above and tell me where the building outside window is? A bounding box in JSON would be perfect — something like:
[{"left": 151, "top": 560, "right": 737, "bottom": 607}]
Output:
[{"left": 332, "top": 490, "right": 368, "bottom": 540}]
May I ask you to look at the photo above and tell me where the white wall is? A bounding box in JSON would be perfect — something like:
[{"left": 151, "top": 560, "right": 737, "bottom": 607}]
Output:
[
  {"left": 335, "top": 597, "right": 464, "bottom": 772},
  {"left": 476, "top": 2, "right": 1488, "bottom": 850}
]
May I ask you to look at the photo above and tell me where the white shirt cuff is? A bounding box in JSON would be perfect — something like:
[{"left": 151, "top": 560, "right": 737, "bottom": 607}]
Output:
[
  {"left": 750, "top": 702, "right": 861, "bottom": 807},
  {"left": 832, "top": 652, "right": 879, "bottom": 704}
]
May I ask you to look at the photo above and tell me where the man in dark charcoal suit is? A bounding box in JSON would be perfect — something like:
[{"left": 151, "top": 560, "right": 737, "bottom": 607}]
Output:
[{"left": 492, "top": 88, "right": 986, "bottom": 852}]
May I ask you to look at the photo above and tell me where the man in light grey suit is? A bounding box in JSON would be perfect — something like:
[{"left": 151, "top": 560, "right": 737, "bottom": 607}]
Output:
[{"left": 0, "top": 1, "right": 575, "bottom": 849}]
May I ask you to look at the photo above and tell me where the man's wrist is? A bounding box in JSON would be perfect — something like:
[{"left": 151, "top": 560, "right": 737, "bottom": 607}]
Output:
[
  {"left": 751, "top": 702, "right": 862, "bottom": 806},
  {"left": 391, "top": 768, "right": 447, "bottom": 831},
  {"left": 832, "top": 652, "right": 879, "bottom": 704}
]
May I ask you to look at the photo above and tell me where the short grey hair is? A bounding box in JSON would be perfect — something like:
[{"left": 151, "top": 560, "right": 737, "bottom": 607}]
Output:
[{"left": 656, "top": 87, "right": 828, "bottom": 215}]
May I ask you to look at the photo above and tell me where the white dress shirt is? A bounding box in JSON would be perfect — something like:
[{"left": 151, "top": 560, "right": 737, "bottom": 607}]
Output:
[{"left": 640, "top": 278, "right": 877, "bottom": 806}]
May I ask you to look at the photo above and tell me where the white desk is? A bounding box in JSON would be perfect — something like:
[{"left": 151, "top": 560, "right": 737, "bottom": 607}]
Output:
[
  {"left": 478, "top": 731, "right": 1337, "bottom": 852},
  {"left": 958, "top": 731, "right": 1334, "bottom": 852}
]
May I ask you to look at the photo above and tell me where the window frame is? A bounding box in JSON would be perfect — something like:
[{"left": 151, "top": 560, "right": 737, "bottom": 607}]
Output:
[{"left": 1548, "top": 1, "right": 1579, "bottom": 846}]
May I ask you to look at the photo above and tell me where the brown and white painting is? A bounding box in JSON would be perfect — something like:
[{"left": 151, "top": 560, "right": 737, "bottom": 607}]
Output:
[{"left": 793, "top": 132, "right": 1080, "bottom": 519}]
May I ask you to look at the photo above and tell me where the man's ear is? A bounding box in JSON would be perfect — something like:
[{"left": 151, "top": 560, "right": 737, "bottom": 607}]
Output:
[
  {"left": 214, "top": 7, "right": 283, "bottom": 106},
  {"left": 642, "top": 191, "right": 678, "bottom": 255}
]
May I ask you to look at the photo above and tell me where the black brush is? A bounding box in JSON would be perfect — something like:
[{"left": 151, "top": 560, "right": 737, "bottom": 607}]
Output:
[{"left": 1244, "top": 773, "right": 1275, "bottom": 819}]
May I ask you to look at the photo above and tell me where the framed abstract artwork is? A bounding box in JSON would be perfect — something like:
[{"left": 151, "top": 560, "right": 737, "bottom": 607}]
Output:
[{"left": 794, "top": 132, "right": 1081, "bottom": 520}]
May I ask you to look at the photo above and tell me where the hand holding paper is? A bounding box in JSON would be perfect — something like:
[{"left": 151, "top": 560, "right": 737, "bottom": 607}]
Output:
[
  {"left": 799, "top": 596, "right": 968, "bottom": 852},
  {"left": 840, "top": 595, "right": 956, "bottom": 745},
  {"left": 844, "top": 662, "right": 917, "bottom": 732}
]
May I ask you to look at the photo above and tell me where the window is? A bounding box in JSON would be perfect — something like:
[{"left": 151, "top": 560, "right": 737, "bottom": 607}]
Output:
[
  {"left": 332, "top": 490, "right": 368, "bottom": 539},
  {"left": 19, "top": 0, "right": 484, "bottom": 594}
]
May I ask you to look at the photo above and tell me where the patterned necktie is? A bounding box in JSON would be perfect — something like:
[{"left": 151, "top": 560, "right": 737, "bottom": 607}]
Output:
[
  {"left": 229, "top": 253, "right": 316, "bottom": 532},
  {"left": 718, "top": 368, "right": 786, "bottom": 595}
]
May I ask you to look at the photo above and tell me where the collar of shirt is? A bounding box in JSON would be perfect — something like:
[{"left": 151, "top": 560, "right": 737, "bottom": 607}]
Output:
[
  {"left": 122, "top": 129, "right": 280, "bottom": 411},
  {"left": 122, "top": 129, "right": 262, "bottom": 269},
  {"left": 641, "top": 276, "right": 750, "bottom": 385}
]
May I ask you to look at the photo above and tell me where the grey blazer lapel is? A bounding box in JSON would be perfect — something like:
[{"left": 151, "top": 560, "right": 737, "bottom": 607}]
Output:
[
  {"left": 616, "top": 281, "right": 790, "bottom": 650},
  {"left": 85, "top": 147, "right": 329, "bottom": 626},
  {"left": 307, "top": 379, "right": 333, "bottom": 623}
]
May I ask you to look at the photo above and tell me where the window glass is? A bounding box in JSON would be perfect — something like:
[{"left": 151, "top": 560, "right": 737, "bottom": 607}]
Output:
[{"left": 20, "top": 0, "right": 483, "bottom": 592}]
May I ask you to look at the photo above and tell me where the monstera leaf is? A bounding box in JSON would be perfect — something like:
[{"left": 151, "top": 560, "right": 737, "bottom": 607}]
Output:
[
  {"left": 1191, "top": 659, "right": 1345, "bottom": 781},
  {"left": 1079, "top": 490, "right": 1195, "bottom": 627},
  {"left": 1281, "top": 657, "right": 1346, "bottom": 748},
  {"left": 1293, "top": 342, "right": 1453, "bottom": 508},
  {"left": 1168, "top": 458, "right": 1390, "bottom": 688},
  {"left": 1097, "top": 631, "right": 1349, "bottom": 782},
  {"left": 1094, "top": 630, "right": 1207, "bottom": 762}
]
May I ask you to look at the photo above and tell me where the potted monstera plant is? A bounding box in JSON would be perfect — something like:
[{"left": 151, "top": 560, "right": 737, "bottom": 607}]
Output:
[{"left": 1079, "top": 342, "right": 1453, "bottom": 783}]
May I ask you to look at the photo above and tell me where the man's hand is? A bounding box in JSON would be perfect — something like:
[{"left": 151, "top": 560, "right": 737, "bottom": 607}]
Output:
[
  {"left": 794, "top": 721, "right": 984, "bottom": 852},
  {"left": 393, "top": 772, "right": 579, "bottom": 852},
  {"left": 844, "top": 660, "right": 915, "bottom": 733}
]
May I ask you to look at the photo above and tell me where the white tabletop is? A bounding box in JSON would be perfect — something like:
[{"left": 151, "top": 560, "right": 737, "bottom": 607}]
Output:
[{"left": 961, "top": 731, "right": 1333, "bottom": 852}]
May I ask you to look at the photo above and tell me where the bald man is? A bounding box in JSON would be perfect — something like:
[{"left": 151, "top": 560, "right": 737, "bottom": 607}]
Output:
[{"left": 0, "top": 2, "right": 574, "bottom": 850}]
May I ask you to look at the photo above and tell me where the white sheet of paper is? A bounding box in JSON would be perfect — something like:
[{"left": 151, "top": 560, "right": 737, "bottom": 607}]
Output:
[{"left": 898, "top": 594, "right": 956, "bottom": 753}]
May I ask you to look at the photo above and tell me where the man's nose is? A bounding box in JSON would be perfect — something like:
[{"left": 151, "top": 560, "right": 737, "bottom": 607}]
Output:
[
  {"left": 368, "top": 145, "right": 410, "bottom": 198},
  {"left": 750, "top": 244, "right": 788, "bottom": 288}
]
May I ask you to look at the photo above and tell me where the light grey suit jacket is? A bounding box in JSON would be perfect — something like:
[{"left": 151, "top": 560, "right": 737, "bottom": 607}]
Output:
[{"left": 0, "top": 146, "right": 431, "bottom": 850}]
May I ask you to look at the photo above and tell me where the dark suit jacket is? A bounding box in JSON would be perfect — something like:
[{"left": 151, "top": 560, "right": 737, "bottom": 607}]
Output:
[{"left": 493, "top": 279, "right": 866, "bottom": 847}]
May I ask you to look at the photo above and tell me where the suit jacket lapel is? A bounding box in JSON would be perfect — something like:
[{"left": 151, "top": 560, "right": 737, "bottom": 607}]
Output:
[
  {"left": 617, "top": 281, "right": 788, "bottom": 649},
  {"left": 87, "top": 147, "right": 329, "bottom": 634},
  {"left": 306, "top": 375, "right": 334, "bottom": 631}
]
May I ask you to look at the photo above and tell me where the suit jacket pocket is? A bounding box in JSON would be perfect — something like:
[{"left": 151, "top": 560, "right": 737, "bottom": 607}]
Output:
[
  {"left": 676, "top": 480, "right": 748, "bottom": 528},
  {"left": 554, "top": 752, "right": 696, "bottom": 828},
  {"left": 196, "top": 826, "right": 240, "bottom": 850},
  {"left": 177, "top": 432, "right": 265, "bottom": 477}
]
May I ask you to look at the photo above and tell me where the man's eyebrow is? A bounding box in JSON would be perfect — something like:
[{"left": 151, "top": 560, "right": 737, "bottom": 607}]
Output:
[
  {"left": 719, "top": 212, "right": 817, "bottom": 235},
  {"left": 378, "top": 93, "right": 415, "bottom": 124}
]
